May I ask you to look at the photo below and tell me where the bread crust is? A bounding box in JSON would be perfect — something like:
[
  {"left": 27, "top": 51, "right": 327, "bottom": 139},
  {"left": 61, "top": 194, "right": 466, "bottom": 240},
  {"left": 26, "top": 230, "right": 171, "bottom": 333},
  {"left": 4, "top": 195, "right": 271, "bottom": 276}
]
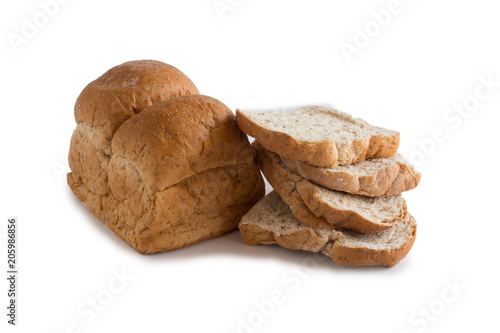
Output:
[
  {"left": 236, "top": 107, "right": 400, "bottom": 167},
  {"left": 240, "top": 221, "right": 416, "bottom": 267},
  {"left": 237, "top": 109, "right": 338, "bottom": 167},
  {"left": 239, "top": 223, "right": 330, "bottom": 252},
  {"left": 253, "top": 141, "right": 334, "bottom": 229},
  {"left": 325, "top": 214, "right": 417, "bottom": 267},
  {"left": 253, "top": 142, "right": 402, "bottom": 232},
  {"left": 296, "top": 180, "right": 405, "bottom": 233},
  {"left": 282, "top": 156, "right": 421, "bottom": 197},
  {"left": 75, "top": 60, "right": 199, "bottom": 154},
  {"left": 111, "top": 95, "right": 255, "bottom": 196},
  {"left": 239, "top": 192, "right": 417, "bottom": 267},
  {"left": 70, "top": 161, "right": 264, "bottom": 253}
]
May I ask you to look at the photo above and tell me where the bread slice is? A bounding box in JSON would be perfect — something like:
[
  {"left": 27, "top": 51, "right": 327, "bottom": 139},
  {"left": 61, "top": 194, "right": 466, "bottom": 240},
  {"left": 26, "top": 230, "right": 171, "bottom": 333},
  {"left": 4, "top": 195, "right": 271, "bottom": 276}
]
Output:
[
  {"left": 239, "top": 191, "right": 417, "bottom": 267},
  {"left": 282, "top": 154, "right": 421, "bottom": 197},
  {"left": 237, "top": 106, "right": 400, "bottom": 167},
  {"left": 253, "top": 142, "right": 405, "bottom": 233}
]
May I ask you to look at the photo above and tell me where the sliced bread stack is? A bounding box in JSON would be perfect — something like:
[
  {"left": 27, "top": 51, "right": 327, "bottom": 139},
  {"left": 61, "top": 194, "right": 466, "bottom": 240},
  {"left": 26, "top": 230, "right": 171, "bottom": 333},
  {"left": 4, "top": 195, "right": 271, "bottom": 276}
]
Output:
[{"left": 236, "top": 106, "right": 421, "bottom": 267}]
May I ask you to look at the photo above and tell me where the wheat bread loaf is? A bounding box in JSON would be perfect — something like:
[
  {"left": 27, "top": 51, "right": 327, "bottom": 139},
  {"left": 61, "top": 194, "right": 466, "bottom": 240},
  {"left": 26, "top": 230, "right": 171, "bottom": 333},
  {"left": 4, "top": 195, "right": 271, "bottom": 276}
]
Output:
[
  {"left": 68, "top": 61, "right": 265, "bottom": 253},
  {"left": 75, "top": 60, "right": 200, "bottom": 155},
  {"left": 253, "top": 142, "right": 405, "bottom": 233},
  {"left": 282, "top": 154, "right": 420, "bottom": 197},
  {"left": 239, "top": 191, "right": 416, "bottom": 267},
  {"left": 237, "top": 106, "right": 400, "bottom": 167}
]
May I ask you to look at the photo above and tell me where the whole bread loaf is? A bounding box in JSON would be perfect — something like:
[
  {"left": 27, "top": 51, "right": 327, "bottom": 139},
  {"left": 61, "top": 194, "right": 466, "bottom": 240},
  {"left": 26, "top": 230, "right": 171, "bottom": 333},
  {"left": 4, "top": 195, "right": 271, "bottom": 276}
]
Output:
[{"left": 68, "top": 60, "right": 265, "bottom": 253}]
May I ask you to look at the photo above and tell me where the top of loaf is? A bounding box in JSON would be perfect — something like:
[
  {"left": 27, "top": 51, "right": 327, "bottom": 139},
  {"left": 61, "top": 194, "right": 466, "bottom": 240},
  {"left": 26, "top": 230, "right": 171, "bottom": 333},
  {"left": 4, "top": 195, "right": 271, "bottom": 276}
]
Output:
[
  {"left": 74, "top": 60, "right": 199, "bottom": 154},
  {"left": 111, "top": 95, "right": 255, "bottom": 195}
]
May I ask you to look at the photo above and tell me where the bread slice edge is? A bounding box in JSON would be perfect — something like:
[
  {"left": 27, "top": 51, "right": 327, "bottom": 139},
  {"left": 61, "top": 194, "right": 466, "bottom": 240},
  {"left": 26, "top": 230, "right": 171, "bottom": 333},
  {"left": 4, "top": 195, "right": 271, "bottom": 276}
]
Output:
[
  {"left": 237, "top": 107, "right": 400, "bottom": 167},
  {"left": 253, "top": 141, "right": 401, "bottom": 233},
  {"left": 282, "top": 154, "right": 421, "bottom": 197},
  {"left": 239, "top": 191, "right": 417, "bottom": 267}
]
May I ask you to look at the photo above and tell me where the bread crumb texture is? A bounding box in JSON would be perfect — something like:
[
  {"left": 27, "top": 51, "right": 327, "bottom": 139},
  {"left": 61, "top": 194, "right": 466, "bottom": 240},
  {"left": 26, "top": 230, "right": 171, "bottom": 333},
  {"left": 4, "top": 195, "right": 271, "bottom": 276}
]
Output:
[
  {"left": 239, "top": 192, "right": 416, "bottom": 267},
  {"left": 282, "top": 153, "right": 421, "bottom": 197},
  {"left": 236, "top": 106, "right": 400, "bottom": 167},
  {"left": 253, "top": 142, "right": 406, "bottom": 233}
]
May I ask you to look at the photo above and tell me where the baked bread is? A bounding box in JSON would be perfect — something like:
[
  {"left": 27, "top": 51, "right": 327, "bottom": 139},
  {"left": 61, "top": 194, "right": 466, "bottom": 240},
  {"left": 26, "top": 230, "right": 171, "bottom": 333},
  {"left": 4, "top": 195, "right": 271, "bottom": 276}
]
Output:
[
  {"left": 68, "top": 60, "right": 265, "bottom": 253},
  {"left": 282, "top": 154, "right": 421, "bottom": 197},
  {"left": 253, "top": 142, "right": 405, "bottom": 233},
  {"left": 236, "top": 106, "right": 400, "bottom": 167},
  {"left": 75, "top": 60, "right": 200, "bottom": 155},
  {"left": 239, "top": 191, "right": 417, "bottom": 267}
]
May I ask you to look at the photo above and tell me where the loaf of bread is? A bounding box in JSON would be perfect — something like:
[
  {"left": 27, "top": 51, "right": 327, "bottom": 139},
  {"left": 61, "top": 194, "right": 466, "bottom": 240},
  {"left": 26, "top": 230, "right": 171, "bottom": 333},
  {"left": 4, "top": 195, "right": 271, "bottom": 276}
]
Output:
[
  {"left": 239, "top": 191, "right": 417, "bottom": 267},
  {"left": 236, "top": 106, "right": 400, "bottom": 167},
  {"left": 68, "top": 60, "right": 265, "bottom": 253}
]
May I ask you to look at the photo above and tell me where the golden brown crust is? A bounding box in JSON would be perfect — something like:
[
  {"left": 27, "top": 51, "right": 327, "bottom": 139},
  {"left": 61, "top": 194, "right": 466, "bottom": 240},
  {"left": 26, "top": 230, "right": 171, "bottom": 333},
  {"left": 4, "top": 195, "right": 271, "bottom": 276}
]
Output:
[
  {"left": 236, "top": 109, "right": 338, "bottom": 167},
  {"left": 326, "top": 215, "right": 417, "bottom": 267},
  {"left": 282, "top": 156, "right": 421, "bottom": 197},
  {"left": 75, "top": 60, "right": 199, "bottom": 154},
  {"left": 253, "top": 141, "right": 333, "bottom": 229},
  {"left": 296, "top": 181, "right": 399, "bottom": 233},
  {"left": 239, "top": 223, "right": 329, "bottom": 252},
  {"left": 69, "top": 158, "right": 264, "bottom": 254},
  {"left": 111, "top": 95, "right": 254, "bottom": 196},
  {"left": 236, "top": 109, "right": 400, "bottom": 167},
  {"left": 253, "top": 142, "right": 399, "bottom": 232},
  {"left": 238, "top": 223, "right": 276, "bottom": 246}
]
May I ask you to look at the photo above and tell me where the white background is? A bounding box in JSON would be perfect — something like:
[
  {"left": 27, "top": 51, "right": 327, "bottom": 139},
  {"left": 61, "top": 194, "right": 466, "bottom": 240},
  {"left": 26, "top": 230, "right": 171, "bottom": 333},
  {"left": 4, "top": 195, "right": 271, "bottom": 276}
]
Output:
[{"left": 1, "top": 0, "right": 499, "bottom": 332}]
